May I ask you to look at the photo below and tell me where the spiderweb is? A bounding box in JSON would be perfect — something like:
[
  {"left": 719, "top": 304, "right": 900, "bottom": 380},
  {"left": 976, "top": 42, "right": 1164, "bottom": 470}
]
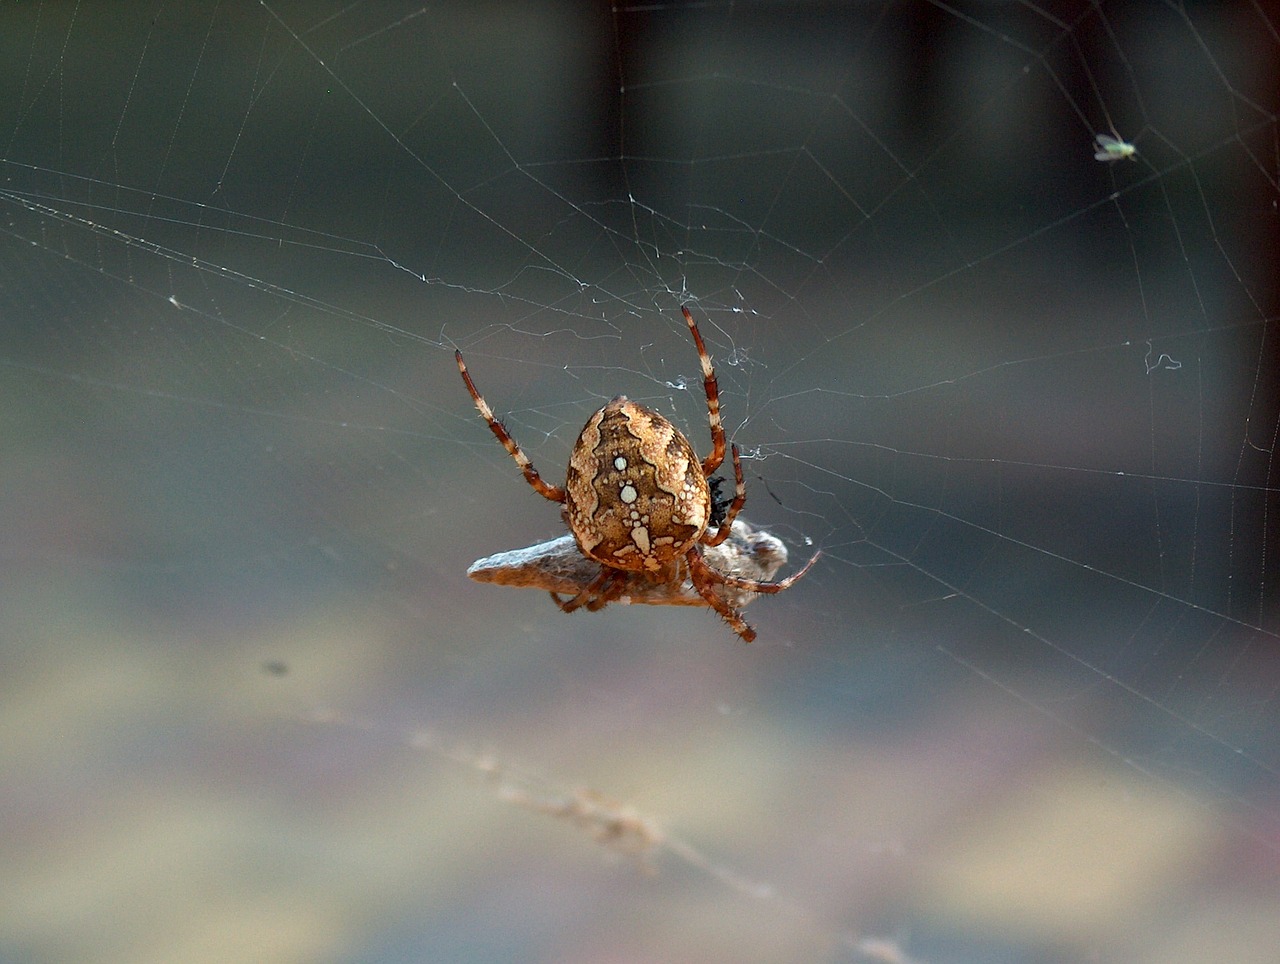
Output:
[{"left": 2, "top": 3, "right": 1277, "bottom": 961}]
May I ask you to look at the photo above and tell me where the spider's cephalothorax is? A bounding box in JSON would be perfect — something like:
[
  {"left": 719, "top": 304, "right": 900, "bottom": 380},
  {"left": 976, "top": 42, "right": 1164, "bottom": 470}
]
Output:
[{"left": 456, "top": 306, "right": 819, "bottom": 642}]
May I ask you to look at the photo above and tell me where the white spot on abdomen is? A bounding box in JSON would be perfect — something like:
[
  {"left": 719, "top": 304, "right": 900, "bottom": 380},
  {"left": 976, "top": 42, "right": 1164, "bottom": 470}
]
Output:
[
  {"left": 619, "top": 483, "right": 638, "bottom": 504},
  {"left": 631, "top": 525, "right": 650, "bottom": 554},
  {"left": 614, "top": 456, "right": 628, "bottom": 471}
]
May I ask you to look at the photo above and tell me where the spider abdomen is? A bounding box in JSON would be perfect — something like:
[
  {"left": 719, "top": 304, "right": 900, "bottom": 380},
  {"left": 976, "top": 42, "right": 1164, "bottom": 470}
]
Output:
[{"left": 564, "top": 396, "right": 710, "bottom": 573}]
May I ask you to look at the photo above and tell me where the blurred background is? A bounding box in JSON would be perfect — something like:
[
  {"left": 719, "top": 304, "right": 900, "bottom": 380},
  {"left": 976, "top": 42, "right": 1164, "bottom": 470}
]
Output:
[{"left": 2, "top": 2, "right": 1278, "bottom": 962}]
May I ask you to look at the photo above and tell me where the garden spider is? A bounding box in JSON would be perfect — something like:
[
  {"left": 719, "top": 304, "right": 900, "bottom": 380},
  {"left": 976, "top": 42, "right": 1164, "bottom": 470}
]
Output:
[{"left": 455, "top": 307, "right": 819, "bottom": 642}]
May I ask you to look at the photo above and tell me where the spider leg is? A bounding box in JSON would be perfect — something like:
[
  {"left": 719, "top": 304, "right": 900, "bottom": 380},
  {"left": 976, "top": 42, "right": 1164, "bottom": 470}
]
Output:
[
  {"left": 551, "top": 565, "right": 626, "bottom": 614},
  {"left": 456, "top": 350, "right": 566, "bottom": 503},
  {"left": 701, "top": 444, "right": 746, "bottom": 547},
  {"left": 708, "top": 548, "right": 821, "bottom": 594},
  {"left": 681, "top": 306, "right": 726, "bottom": 477},
  {"left": 687, "top": 547, "right": 757, "bottom": 642}
]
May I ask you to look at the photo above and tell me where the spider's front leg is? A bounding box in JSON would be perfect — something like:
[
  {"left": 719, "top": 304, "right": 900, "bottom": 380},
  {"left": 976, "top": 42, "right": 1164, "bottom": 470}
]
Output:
[{"left": 456, "top": 350, "right": 567, "bottom": 504}]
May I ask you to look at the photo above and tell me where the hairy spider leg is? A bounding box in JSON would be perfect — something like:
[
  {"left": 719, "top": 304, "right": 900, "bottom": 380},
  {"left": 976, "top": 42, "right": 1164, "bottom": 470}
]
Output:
[
  {"left": 550, "top": 566, "right": 627, "bottom": 614},
  {"left": 686, "top": 548, "right": 758, "bottom": 641},
  {"left": 681, "top": 306, "right": 726, "bottom": 478},
  {"left": 687, "top": 543, "right": 822, "bottom": 643},
  {"left": 701, "top": 444, "right": 746, "bottom": 548},
  {"left": 456, "top": 350, "right": 567, "bottom": 503}
]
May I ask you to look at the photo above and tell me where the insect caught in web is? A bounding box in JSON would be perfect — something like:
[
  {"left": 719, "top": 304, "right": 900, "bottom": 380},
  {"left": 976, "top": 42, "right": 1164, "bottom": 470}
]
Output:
[
  {"left": 455, "top": 306, "right": 819, "bottom": 642},
  {"left": 1093, "top": 131, "right": 1137, "bottom": 162}
]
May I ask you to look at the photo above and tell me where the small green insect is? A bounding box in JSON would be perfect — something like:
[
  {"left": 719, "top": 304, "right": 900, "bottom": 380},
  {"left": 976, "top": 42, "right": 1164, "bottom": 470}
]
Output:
[{"left": 1094, "top": 132, "right": 1137, "bottom": 162}]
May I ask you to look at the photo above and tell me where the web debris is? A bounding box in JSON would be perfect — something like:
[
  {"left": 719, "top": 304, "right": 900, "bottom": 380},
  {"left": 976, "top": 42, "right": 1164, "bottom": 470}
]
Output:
[{"left": 291, "top": 708, "right": 921, "bottom": 964}]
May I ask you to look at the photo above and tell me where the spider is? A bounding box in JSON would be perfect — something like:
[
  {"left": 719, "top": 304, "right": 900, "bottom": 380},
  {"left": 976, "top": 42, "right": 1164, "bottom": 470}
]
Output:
[{"left": 455, "top": 306, "right": 819, "bottom": 642}]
